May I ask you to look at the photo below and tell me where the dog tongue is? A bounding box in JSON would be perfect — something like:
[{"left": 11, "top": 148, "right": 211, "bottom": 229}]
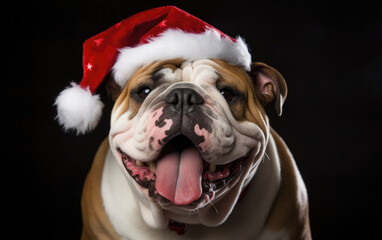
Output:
[{"left": 155, "top": 147, "right": 203, "bottom": 205}]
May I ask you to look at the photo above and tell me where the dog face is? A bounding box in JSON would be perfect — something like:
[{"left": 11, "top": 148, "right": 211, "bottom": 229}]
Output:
[{"left": 108, "top": 59, "right": 286, "bottom": 227}]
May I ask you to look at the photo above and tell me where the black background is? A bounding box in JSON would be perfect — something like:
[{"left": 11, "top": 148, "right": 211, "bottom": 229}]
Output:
[{"left": 1, "top": 0, "right": 381, "bottom": 239}]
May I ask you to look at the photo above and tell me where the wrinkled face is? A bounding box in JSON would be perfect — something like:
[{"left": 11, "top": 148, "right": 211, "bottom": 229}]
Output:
[{"left": 109, "top": 59, "right": 270, "bottom": 226}]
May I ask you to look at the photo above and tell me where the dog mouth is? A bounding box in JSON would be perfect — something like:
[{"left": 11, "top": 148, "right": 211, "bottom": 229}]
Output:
[{"left": 117, "top": 135, "right": 247, "bottom": 207}]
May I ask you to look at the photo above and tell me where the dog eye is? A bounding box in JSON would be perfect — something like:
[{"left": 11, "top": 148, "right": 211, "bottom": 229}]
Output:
[
  {"left": 137, "top": 87, "right": 151, "bottom": 99},
  {"left": 220, "top": 88, "right": 237, "bottom": 102}
]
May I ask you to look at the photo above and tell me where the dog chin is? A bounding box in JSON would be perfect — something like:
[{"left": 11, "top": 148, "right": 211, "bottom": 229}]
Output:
[{"left": 114, "top": 134, "right": 259, "bottom": 211}]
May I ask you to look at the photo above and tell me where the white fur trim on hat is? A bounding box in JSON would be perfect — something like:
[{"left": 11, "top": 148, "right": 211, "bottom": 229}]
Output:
[
  {"left": 55, "top": 82, "right": 104, "bottom": 134},
  {"left": 112, "top": 28, "right": 251, "bottom": 87}
]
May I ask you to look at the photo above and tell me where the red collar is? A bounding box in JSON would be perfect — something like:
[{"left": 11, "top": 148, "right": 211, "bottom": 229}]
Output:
[{"left": 168, "top": 220, "right": 187, "bottom": 235}]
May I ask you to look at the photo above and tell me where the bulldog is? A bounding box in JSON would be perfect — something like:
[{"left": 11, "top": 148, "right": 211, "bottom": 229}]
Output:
[{"left": 80, "top": 59, "right": 311, "bottom": 239}]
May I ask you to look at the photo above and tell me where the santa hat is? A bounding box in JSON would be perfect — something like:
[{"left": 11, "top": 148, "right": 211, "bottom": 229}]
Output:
[{"left": 55, "top": 6, "right": 251, "bottom": 134}]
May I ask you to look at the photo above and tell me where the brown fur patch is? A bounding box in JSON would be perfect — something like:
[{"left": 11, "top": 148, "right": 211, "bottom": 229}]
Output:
[
  {"left": 264, "top": 129, "right": 312, "bottom": 240},
  {"left": 210, "top": 59, "right": 270, "bottom": 137}
]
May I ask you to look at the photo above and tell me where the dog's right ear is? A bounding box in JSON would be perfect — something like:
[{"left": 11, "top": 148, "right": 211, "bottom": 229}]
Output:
[
  {"left": 105, "top": 73, "right": 123, "bottom": 101},
  {"left": 250, "top": 62, "right": 287, "bottom": 116}
]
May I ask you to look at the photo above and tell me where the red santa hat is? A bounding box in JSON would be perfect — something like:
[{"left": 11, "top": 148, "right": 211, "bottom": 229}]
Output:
[{"left": 55, "top": 6, "right": 251, "bottom": 134}]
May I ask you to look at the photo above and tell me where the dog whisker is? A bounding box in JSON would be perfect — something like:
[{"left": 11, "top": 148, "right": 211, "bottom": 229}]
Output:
[
  {"left": 264, "top": 152, "right": 270, "bottom": 161},
  {"left": 208, "top": 199, "right": 219, "bottom": 216}
]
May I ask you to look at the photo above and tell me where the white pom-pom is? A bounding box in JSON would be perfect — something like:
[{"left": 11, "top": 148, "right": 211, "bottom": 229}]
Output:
[{"left": 55, "top": 82, "right": 104, "bottom": 134}]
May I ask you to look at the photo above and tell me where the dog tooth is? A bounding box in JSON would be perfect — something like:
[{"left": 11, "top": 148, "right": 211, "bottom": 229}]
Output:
[
  {"left": 209, "top": 163, "right": 216, "bottom": 173},
  {"left": 136, "top": 160, "right": 143, "bottom": 167},
  {"left": 149, "top": 161, "right": 157, "bottom": 173}
]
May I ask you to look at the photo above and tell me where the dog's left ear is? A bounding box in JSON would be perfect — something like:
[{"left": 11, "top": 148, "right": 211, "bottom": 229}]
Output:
[
  {"left": 251, "top": 62, "right": 287, "bottom": 116},
  {"left": 105, "top": 73, "right": 123, "bottom": 101}
]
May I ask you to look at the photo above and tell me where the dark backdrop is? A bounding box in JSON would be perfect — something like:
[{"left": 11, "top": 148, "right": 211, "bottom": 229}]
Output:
[{"left": 1, "top": 0, "right": 380, "bottom": 239}]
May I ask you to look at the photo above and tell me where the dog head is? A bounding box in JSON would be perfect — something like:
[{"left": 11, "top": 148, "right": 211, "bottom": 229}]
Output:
[{"left": 108, "top": 58, "right": 287, "bottom": 228}]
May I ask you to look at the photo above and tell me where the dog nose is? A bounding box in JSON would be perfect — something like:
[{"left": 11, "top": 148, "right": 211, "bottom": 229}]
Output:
[{"left": 165, "top": 88, "right": 204, "bottom": 112}]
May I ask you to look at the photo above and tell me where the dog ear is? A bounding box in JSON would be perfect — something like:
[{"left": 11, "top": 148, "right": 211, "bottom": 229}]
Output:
[
  {"left": 105, "top": 73, "right": 123, "bottom": 101},
  {"left": 251, "top": 62, "right": 287, "bottom": 116}
]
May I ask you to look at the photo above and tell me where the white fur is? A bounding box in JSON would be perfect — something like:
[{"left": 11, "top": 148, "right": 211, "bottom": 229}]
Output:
[
  {"left": 112, "top": 28, "right": 252, "bottom": 87},
  {"left": 55, "top": 82, "right": 104, "bottom": 134}
]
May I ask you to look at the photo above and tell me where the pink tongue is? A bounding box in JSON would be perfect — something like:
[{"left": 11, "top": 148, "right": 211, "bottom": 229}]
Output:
[{"left": 155, "top": 147, "right": 203, "bottom": 205}]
